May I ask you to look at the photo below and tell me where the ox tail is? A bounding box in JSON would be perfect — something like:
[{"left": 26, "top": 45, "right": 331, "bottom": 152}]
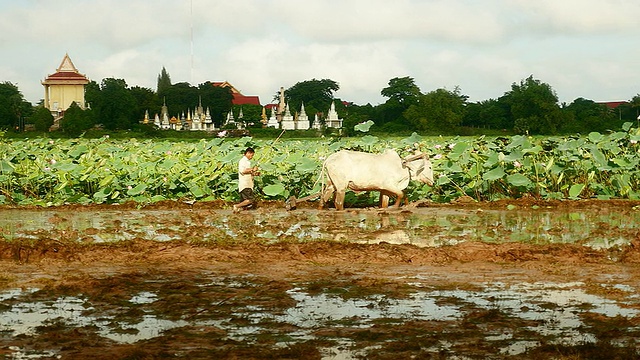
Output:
[
  {"left": 309, "top": 162, "right": 324, "bottom": 193},
  {"left": 317, "top": 160, "right": 329, "bottom": 206}
]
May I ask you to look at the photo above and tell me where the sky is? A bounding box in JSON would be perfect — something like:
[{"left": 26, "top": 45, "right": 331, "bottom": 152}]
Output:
[{"left": 1, "top": 0, "right": 640, "bottom": 107}]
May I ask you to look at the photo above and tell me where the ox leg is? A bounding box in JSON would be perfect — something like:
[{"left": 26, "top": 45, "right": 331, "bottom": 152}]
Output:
[
  {"left": 321, "top": 177, "right": 336, "bottom": 209},
  {"left": 334, "top": 190, "right": 346, "bottom": 211},
  {"left": 321, "top": 186, "right": 335, "bottom": 209},
  {"left": 380, "top": 190, "right": 403, "bottom": 209},
  {"left": 392, "top": 191, "right": 405, "bottom": 208},
  {"left": 380, "top": 193, "right": 390, "bottom": 208}
]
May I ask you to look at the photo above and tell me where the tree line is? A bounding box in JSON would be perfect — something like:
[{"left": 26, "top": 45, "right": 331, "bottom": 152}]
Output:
[
  {"left": 343, "top": 75, "right": 640, "bottom": 136},
  {"left": 1, "top": 70, "right": 639, "bottom": 136}
]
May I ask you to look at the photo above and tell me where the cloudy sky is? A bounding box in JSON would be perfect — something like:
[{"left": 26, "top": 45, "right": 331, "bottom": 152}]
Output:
[{"left": 1, "top": 0, "right": 639, "bottom": 106}]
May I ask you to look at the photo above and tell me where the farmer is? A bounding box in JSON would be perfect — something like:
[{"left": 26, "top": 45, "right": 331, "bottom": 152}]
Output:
[{"left": 233, "top": 147, "right": 260, "bottom": 213}]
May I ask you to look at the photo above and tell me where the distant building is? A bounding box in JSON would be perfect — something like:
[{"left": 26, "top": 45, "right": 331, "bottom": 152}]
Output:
[
  {"left": 297, "top": 102, "right": 310, "bottom": 130},
  {"left": 266, "top": 106, "right": 279, "bottom": 128},
  {"left": 42, "top": 54, "right": 90, "bottom": 117},
  {"left": 211, "top": 81, "right": 260, "bottom": 106},
  {"left": 264, "top": 87, "right": 336, "bottom": 130},
  {"left": 597, "top": 101, "right": 627, "bottom": 109},
  {"left": 150, "top": 97, "right": 215, "bottom": 131},
  {"left": 281, "top": 103, "right": 295, "bottom": 130},
  {"left": 325, "top": 100, "right": 343, "bottom": 129}
]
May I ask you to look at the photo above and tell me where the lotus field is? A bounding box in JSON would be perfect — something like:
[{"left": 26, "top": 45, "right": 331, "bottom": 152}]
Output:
[{"left": 1, "top": 123, "right": 640, "bottom": 206}]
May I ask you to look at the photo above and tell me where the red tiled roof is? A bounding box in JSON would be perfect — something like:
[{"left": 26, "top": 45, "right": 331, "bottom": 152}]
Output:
[
  {"left": 211, "top": 81, "right": 260, "bottom": 105},
  {"left": 211, "top": 81, "right": 240, "bottom": 94},
  {"left": 43, "top": 71, "right": 89, "bottom": 84},
  {"left": 599, "top": 101, "right": 627, "bottom": 109},
  {"left": 232, "top": 93, "right": 260, "bottom": 106}
]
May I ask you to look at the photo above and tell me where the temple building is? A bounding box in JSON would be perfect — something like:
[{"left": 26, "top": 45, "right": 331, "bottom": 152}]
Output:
[
  {"left": 265, "top": 87, "right": 328, "bottom": 130},
  {"left": 325, "top": 101, "right": 343, "bottom": 128},
  {"left": 211, "top": 81, "right": 260, "bottom": 106},
  {"left": 297, "top": 102, "right": 310, "bottom": 130},
  {"left": 42, "top": 54, "right": 90, "bottom": 118},
  {"left": 281, "top": 104, "right": 295, "bottom": 130},
  {"left": 267, "top": 106, "right": 279, "bottom": 128},
  {"left": 149, "top": 97, "right": 214, "bottom": 131},
  {"left": 265, "top": 95, "right": 342, "bottom": 131}
]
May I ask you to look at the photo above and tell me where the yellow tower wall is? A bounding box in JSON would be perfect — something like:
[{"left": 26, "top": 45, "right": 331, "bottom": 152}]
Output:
[{"left": 47, "top": 84, "right": 86, "bottom": 111}]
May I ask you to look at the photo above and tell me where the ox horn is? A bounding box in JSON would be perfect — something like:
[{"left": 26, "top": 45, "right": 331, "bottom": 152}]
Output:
[
  {"left": 403, "top": 153, "right": 427, "bottom": 162},
  {"left": 402, "top": 152, "right": 428, "bottom": 167}
]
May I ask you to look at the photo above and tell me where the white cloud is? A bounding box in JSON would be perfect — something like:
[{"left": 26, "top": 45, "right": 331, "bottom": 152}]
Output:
[
  {"left": 1, "top": 0, "right": 639, "bottom": 106},
  {"left": 278, "top": 0, "right": 506, "bottom": 44},
  {"left": 509, "top": 0, "right": 640, "bottom": 34}
]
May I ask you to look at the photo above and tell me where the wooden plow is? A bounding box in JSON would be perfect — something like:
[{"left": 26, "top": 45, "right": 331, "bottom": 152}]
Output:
[{"left": 284, "top": 192, "right": 321, "bottom": 211}]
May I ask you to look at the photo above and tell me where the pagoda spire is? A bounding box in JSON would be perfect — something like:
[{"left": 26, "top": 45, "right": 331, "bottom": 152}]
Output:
[{"left": 57, "top": 53, "right": 79, "bottom": 73}]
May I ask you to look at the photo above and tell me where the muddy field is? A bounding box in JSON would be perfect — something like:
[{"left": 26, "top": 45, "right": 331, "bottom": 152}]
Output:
[{"left": 2, "top": 199, "right": 640, "bottom": 359}]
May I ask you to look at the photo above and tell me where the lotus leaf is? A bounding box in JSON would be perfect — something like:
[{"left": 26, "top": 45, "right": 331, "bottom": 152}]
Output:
[
  {"left": 507, "top": 174, "right": 532, "bottom": 187},
  {"left": 262, "top": 183, "right": 286, "bottom": 197},
  {"left": 354, "top": 120, "right": 374, "bottom": 132},
  {"left": 483, "top": 167, "right": 505, "bottom": 181},
  {"left": 360, "top": 135, "right": 379, "bottom": 147},
  {"left": 402, "top": 132, "right": 422, "bottom": 145},
  {"left": 568, "top": 184, "right": 585, "bottom": 198},
  {"left": 127, "top": 184, "right": 147, "bottom": 196},
  {"left": 0, "top": 160, "right": 14, "bottom": 174}
]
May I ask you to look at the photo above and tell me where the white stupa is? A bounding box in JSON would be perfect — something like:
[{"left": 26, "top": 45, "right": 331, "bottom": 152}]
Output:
[
  {"left": 297, "top": 102, "right": 310, "bottom": 130},
  {"left": 325, "top": 101, "right": 342, "bottom": 128}
]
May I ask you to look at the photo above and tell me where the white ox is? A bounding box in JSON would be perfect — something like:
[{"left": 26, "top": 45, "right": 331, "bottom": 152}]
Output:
[{"left": 321, "top": 149, "right": 433, "bottom": 210}]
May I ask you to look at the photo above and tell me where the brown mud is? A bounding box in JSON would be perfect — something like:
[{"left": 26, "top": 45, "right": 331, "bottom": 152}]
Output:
[{"left": 1, "top": 199, "right": 640, "bottom": 359}]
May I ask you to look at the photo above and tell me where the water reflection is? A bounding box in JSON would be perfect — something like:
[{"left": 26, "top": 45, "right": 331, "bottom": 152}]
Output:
[
  {"left": 2, "top": 279, "right": 636, "bottom": 356},
  {"left": 1, "top": 207, "right": 639, "bottom": 248}
]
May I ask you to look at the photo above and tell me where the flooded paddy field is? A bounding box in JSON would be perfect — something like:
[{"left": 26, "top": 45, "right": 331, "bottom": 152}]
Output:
[{"left": 1, "top": 199, "right": 640, "bottom": 359}]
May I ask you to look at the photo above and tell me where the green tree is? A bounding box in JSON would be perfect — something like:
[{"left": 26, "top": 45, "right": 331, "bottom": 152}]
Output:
[
  {"left": 31, "top": 106, "right": 55, "bottom": 132},
  {"left": 130, "top": 86, "right": 159, "bottom": 123},
  {"left": 501, "top": 75, "right": 564, "bottom": 134},
  {"left": 463, "top": 99, "right": 510, "bottom": 130},
  {"left": 198, "top": 82, "right": 233, "bottom": 127},
  {"left": 233, "top": 104, "right": 263, "bottom": 127},
  {"left": 283, "top": 79, "right": 340, "bottom": 118},
  {"left": 381, "top": 76, "right": 421, "bottom": 106},
  {"left": 84, "top": 80, "right": 101, "bottom": 110},
  {"left": 163, "top": 82, "right": 198, "bottom": 117},
  {"left": 0, "top": 82, "right": 32, "bottom": 130},
  {"left": 562, "top": 98, "right": 615, "bottom": 133},
  {"left": 376, "top": 77, "right": 421, "bottom": 130},
  {"left": 157, "top": 67, "right": 172, "bottom": 98},
  {"left": 96, "top": 78, "right": 136, "bottom": 130},
  {"left": 60, "top": 102, "right": 94, "bottom": 136},
  {"left": 341, "top": 103, "right": 376, "bottom": 136},
  {"left": 405, "top": 87, "right": 467, "bottom": 134},
  {"left": 629, "top": 94, "right": 640, "bottom": 122}
]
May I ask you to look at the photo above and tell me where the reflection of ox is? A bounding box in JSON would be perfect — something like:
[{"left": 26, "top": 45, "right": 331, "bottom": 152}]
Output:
[{"left": 321, "top": 149, "right": 434, "bottom": 210}]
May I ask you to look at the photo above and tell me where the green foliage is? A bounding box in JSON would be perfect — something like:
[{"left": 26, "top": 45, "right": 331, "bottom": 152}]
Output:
[
  {"left": 501, "top": 75, "right": 564, "bottom": 135},
  {"left": 354, "top": 120, "right": 374, "bottom": 132},
  {"left": 95, "top": 78, "right": 137, "bottom": 130},
  {"left": 376, "top": 77, "right": 421, "bottom": 128},
  {"left": 1, "top": 125, "right": 640, "bottom": 206},
  {"left": 463, "top": 99, "right": 510, "bottom": 130},
  {"left": 59, "top": 102, "right": 94, "bottom": 136},
  {"left": 405, "top": 87, "right": 468, "bottom": 134},
  {"left": 130, "top": 86, "right": 159, "bottom": 124},
  {"left": 0, "top": 81, "right": 31, "bottom": 130},
  {"left": 232, "top": 104, "right": 263, "bottom": 126},
  {"left": 381, "top": 76, "right": 421, "bottom": 105},
  {"left": 156, "top": 66, "right": 172, "bottom": 95},
  {"left": 31, "top": 106, "right": 54, "bottom": 132},
  {"left": 563, "top": 98, "right": 618, "bottom": 133},
  {"left": 283, "top": 79, "right": 340, "bottom": 117},
  {"left": 197, "top": 82, "right": 234, "bottom": 127}
]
